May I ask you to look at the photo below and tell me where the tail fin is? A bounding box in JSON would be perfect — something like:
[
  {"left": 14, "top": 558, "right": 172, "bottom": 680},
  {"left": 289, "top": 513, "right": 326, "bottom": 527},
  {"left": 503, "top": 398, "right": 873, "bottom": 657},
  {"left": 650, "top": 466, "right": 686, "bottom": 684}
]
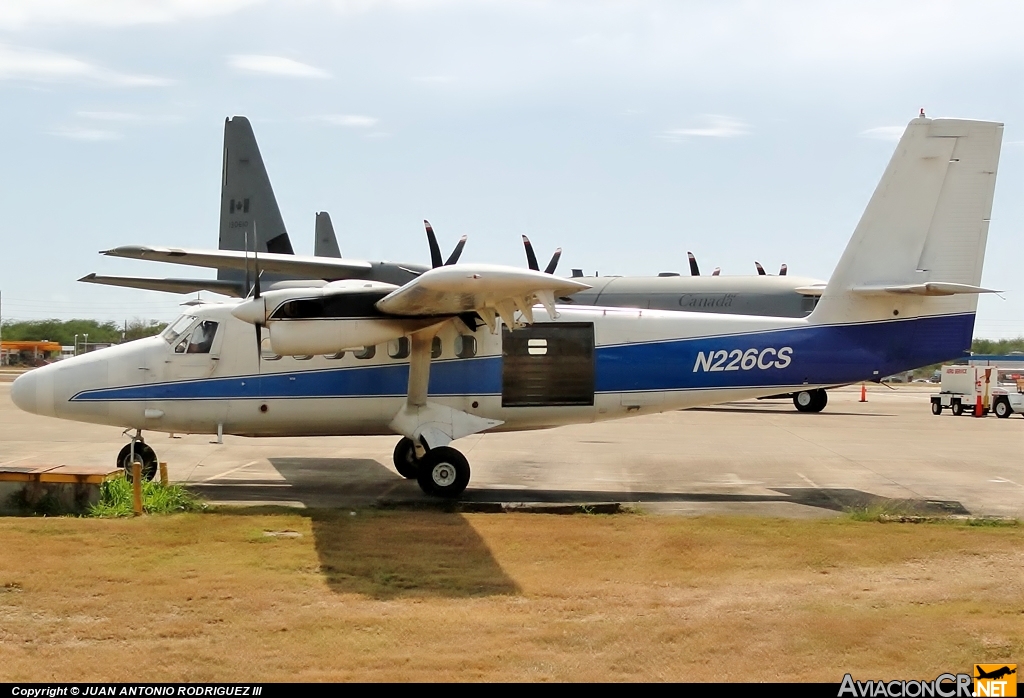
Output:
[
  {"left": 811, "top": 117, "right": 1002, "bottom": 325},
  {"left": 218, "top": 116, "right": 294, "bottom": 283},
  {"left": 314, "top": 211, "right": 342, "bottom": 258}
]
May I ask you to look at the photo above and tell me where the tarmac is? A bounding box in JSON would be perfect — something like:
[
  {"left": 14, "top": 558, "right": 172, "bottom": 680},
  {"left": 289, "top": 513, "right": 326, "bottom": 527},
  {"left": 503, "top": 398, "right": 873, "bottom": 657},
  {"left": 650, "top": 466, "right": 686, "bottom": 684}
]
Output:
[{"left": 1, "top": 382, "right": 1021, "bottom": 518}]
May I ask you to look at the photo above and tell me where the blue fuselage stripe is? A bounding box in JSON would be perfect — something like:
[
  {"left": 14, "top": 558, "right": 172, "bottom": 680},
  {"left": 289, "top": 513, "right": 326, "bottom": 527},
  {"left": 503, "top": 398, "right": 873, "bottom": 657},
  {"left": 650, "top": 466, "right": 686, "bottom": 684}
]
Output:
[{"left": 71, "top": 313, "right": 974, "bottom": 402}]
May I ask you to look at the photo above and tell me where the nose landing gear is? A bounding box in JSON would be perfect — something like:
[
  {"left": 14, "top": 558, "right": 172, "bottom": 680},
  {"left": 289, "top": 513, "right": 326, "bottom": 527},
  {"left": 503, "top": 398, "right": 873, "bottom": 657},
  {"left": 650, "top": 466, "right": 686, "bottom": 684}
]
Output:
[{"left": 117, "top": 430, "right": 158, "bottom": 482}]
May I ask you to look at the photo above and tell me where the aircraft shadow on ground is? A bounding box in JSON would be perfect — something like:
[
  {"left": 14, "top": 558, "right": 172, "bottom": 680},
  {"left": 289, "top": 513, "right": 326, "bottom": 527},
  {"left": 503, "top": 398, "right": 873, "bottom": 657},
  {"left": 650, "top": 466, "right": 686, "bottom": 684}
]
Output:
[
  {"left": 188, "top": 457, "right": 969, "bottom": 597},
  {"left": 191, "top": 457, "right": 519, "bottom": 600}
]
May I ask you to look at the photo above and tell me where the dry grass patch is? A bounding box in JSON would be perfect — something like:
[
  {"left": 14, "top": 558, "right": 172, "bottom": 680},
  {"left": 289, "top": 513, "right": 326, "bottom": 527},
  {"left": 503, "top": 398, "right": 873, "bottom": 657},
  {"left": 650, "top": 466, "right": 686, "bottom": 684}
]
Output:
[{"left": 0, "top": 510, "right": 1021, "bottom": 682}]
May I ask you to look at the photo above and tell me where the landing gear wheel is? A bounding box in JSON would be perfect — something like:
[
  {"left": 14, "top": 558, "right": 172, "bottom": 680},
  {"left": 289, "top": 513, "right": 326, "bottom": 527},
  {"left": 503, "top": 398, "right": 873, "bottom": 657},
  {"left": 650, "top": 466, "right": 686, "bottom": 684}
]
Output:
[
  {"left": 117, "top": 442, "right": 157, "bottom": 482},
  {"left": 994, "top": 399, "right": 1012, "bottom": 419},
  {"left": 392, "top": 437, "right": 420, "bottom": 479},
  {"left": 931, "top": 401, "right": 943, "bottom": 416},
  {"left": 793, "top": 389, "right": 827, "bottom": 413},
  {"left": 416, "top": 447, "right": 471, "bottom": 499},
  {"left": 951, "top": 401, "right": 964, "bottom": 417}
]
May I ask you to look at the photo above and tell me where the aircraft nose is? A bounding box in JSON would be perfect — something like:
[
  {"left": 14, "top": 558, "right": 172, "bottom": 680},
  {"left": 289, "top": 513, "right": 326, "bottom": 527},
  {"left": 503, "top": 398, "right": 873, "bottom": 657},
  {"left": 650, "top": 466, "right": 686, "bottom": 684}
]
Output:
[
  {"left": 10, "top": 370, "right": 37, "bottom": 414},
  {"left": 10, "top": 368, "right": 55, "bottom": 417}
]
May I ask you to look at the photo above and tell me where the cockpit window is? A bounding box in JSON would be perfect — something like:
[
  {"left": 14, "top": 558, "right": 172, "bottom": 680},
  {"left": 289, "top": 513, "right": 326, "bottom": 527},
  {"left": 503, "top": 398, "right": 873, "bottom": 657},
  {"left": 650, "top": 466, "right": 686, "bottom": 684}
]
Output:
[
  {"left": 162, "top": 315, "right": 196, "bottom": 344},
  {"left": 173, "top": 320, "right": 218, "bottom": 354}
]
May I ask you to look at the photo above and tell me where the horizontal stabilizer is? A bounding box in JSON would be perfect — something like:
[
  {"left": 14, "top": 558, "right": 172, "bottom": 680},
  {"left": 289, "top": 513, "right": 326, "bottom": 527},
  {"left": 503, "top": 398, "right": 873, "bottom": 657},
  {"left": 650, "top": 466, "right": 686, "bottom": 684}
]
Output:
[
  {"left": 102, "top": 245, "right": 372, "bottom": 279},
  {"left": 79, "top": 273, "right": 245, "bottom": 297},
  {"left": 851, "top": 282, "right": 1001, "bottom": 296},
  {"left": 375, "top": 264, "right": 589, "bottom": 325},
  {"left": 793, "top": 284, "right": 826, "bottom": 297}
]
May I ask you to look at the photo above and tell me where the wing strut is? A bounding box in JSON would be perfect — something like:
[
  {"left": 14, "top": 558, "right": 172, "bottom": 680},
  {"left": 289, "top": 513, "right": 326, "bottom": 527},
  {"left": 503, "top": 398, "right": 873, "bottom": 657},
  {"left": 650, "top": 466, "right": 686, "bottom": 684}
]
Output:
[{"left": 389, "top": 322, "right": 502, "bottom": 455}]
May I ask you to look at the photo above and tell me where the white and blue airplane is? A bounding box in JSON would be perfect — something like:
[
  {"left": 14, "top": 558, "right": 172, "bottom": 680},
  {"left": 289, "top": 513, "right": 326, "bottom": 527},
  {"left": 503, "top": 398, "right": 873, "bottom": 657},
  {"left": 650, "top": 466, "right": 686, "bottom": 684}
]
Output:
[{"left": 11, "top": 116, "right": 1003, "bottom": 497}]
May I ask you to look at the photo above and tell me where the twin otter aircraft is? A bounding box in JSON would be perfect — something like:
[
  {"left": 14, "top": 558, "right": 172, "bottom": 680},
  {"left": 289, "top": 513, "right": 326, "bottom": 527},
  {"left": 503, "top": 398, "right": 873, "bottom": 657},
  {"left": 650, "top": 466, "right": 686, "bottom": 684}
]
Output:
[{"left": 12, "top": 117, "right": 1003, "bottom": 497}]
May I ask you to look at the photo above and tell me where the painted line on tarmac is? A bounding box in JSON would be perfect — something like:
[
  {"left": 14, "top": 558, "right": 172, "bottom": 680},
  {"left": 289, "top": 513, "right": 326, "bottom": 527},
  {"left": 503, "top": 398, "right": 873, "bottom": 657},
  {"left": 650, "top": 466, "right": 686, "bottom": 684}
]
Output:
[
  {"left": 796, "top": 472, "right": 819, "bottom": 488},
  {"left": 201, "top": 459, "right": 260, "bottom": 482}
]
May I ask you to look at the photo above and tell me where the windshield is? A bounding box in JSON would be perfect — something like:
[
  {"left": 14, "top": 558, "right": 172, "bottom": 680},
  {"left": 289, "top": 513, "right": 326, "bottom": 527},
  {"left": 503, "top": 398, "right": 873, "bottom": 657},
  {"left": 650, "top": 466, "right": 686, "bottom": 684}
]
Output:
[{"left": 161, "top": 315, "right": 196, "bottom": 344}]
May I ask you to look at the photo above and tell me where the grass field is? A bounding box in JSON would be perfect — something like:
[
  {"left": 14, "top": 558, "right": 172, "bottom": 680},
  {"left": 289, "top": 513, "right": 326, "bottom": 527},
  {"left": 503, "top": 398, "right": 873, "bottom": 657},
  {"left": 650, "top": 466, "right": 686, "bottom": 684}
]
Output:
[{"left": 0, "top": 509, "right": 1021, "bottom": 682}]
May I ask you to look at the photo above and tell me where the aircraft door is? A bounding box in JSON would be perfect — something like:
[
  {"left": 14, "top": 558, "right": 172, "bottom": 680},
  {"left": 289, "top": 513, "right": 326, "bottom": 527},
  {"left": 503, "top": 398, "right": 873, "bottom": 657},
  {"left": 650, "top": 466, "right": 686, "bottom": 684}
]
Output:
[
  {"left": 501, "top": 323, "right": 595, "bottom": 407},
  {"left": 166, "top": 320, "right": 223, "bottom": 380}
]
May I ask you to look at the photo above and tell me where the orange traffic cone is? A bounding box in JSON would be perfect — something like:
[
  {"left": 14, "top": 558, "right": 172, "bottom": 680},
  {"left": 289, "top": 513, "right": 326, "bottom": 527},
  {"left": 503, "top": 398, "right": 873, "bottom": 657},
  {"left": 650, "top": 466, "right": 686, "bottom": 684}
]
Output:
[
  {"left": 974, "top": 394, "right": 984, "bottom": 417},
  {"left": 859, "top": 384, "right": 867, "bottom": 402}
]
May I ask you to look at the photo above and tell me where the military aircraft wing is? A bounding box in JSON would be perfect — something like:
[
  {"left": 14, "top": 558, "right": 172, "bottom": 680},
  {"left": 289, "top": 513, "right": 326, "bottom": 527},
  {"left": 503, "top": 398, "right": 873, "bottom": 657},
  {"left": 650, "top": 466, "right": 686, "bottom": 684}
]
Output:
[
  {"left": 101, "top": 245, "right": 373, "bottom": 279},
  {"left": 375, "top": 264, "right": 590, "bottom": 328},
  {"left": 79, "top": 273, "right": 246, "bottom": 297}
]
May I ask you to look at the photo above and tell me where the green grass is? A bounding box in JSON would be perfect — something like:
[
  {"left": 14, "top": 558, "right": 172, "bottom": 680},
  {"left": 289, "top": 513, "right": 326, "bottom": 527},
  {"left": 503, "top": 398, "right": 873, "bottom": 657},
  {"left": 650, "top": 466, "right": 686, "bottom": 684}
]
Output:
[{"left": 89, "top": 475, "right": 205, "bottom": 517}]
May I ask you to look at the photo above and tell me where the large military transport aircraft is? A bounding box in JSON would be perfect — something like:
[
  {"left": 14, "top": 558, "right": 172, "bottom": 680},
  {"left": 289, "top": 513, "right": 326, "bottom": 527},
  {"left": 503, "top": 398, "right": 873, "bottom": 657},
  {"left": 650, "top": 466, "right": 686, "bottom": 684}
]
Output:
[
  {"left": 81, "top": 115, "right": 830, "bottom": 408},
  {"left": 14, "top": 117, "right": 1003, "bottom": 498}
]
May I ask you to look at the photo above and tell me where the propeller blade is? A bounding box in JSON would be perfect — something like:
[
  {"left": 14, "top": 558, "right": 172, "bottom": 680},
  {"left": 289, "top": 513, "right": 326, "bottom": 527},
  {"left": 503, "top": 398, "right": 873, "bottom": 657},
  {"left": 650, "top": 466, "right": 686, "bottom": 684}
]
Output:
[
  {"left": 754, "top": 261, "right": 766, "bottom": 276},
  {"left": 522, "top": 235, "right": 539, "bottom": 271},
  {"left": 544, "top": 248, "right": 562, "bottom": 275},
  {"left": 254, "top": 324, "right": 262, "bottom": 373},
  {"left": 244, "top": 230, "right": 251, "bottom": 297},
  {"left": 687, "top": 252, "right": 700, "bottom": 276},
  {"left": 253, "top": 222, "right": 262, "bottom": 298},
  {"left": 779, "top": 264, "right": 788, "bottom": 276},
  {"left": 424, "top": 220, "right": 443, "bottom": 268},
  {"left": 445, "top": 235, "right": 467, "bottom": 266},
  {"left": 712, "top": 267, "right": 721, "bottom": 276}
]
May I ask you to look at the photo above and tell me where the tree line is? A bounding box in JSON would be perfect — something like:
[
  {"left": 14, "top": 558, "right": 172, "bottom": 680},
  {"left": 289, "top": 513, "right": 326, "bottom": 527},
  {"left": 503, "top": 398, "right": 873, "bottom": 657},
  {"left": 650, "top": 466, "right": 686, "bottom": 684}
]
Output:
[{"left": 1, "top": 319, "right": 166, "bottom": 346}]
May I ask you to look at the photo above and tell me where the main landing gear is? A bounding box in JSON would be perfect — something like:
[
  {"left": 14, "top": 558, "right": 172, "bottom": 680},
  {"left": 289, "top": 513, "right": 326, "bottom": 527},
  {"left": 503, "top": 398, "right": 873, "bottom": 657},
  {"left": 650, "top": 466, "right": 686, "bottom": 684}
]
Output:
[
  {"left": 117, "top": 430, "right": 158, "bottom": 482},
  {"left": 393, "top": 437, "right": 471, "bottom": 499},
  {"left": 793, "top": 389, "right": 828, "bottom": 413}
]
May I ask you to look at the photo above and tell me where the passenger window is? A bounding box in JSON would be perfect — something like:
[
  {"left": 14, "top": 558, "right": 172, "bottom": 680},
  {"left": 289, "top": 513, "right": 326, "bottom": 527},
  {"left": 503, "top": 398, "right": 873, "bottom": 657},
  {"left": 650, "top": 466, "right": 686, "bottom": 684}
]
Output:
[
  {"left": 388, "top": 337, "right": 410, "bottom": 359},
  {"left": 354, "top": 346, "right": 376, "bottom": 360},
  {"left": 325, "top": 351, "right": 346, "bottom": 360},
  {"left": 431, "top": 337, "right": 442, "bottom": 358},
  {"left": 455, "top": 335, "right": 477, "bottom": 359}
]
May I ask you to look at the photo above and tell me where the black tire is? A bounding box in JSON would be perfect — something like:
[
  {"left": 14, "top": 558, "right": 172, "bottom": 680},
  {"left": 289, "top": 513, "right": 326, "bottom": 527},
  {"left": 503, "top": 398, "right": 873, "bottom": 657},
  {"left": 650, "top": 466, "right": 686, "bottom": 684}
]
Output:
[
  {"left": 416, "top": 446, "right": 471, "bottom": 498},
  {"left": 794, "top": 389, "right": 827, "bottom": 413},
  {"left": 793, "top": 390, "right": 815, "bottom": 412},
  {"left": 994, "top": 399, "right": 1012, "bottom": 419},
  {"left": 951, "top": 401, "right": 963, "bottom": 417},
  {"left": 392, "top": 437, "right": 420, "bottom": 479},
  {"left": 811, "top": 389, "right": 828, "bottom": 413},
  {"left": 117, "top": 442, "right": 157, "bottom": 482},
  {"left": 931, "top": 400, "right": 942, "bottom": 416}
]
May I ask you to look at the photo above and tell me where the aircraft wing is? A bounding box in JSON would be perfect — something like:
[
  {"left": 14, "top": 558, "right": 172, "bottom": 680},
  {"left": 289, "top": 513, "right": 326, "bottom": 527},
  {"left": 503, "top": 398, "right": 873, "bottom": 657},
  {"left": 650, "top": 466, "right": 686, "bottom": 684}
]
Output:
[
  {"left": 79, "top": 273, "right": 246, "bottom": 297},
  {"left": 375, "top": 264, "right": 590, "bottom": 327},
  {"left": 101, "top": 245, "right": 375, "bottom": 279}
]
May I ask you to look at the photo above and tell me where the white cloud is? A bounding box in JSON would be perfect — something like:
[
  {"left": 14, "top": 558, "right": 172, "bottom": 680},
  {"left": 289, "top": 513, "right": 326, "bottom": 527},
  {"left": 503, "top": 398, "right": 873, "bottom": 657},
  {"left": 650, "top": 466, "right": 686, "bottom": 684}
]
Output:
[
  {"left": 308, "top": 114, "right": 379, "bottom": 127},
  {"left": 661, "top": 115, "right": 750, "bottom": 141},
  {"left": 49, "top": 126, "right": 122, "bottom": 141},
  {"left": 0, "top": 0, "right": 262, "bottom": 29},
  {"left": 228, "top": 54, "right": 331, "bottom": 78},
  {"left": 0, "top": 44, "right": 172, "bottom": 86},
  {"left": 860, "top": 126, "right": 905, "bottom": 142}
]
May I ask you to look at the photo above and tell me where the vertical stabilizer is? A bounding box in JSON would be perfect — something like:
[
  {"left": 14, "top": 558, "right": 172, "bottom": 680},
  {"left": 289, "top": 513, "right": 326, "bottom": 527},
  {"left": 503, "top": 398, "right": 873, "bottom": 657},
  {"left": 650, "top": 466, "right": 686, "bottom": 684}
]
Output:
[
  {"left": 811, "top": 117, "right": 1002, "bottom": 325},
  {"left": 218, "top": 116, "right": 294, "bottom": 283},
  {"left": 314, "top": 211, "right": 342, "bottom": 258}
]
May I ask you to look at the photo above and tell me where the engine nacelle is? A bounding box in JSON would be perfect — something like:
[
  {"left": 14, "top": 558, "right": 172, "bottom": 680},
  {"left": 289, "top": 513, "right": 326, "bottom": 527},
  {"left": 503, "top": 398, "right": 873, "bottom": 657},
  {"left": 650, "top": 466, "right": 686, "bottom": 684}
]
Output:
[{"left": 267, "top": 317, "right": 444, "bottom": 356}]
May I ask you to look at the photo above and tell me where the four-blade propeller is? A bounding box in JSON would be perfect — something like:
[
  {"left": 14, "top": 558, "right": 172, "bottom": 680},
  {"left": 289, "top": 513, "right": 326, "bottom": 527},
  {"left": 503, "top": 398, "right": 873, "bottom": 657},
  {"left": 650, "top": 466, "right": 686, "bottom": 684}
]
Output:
[
  {"left": 424, "top": 220, "right": 466, "bottom": 268},
  {"left": 522, "top": 235, "right": 561, "bottom": 275}
]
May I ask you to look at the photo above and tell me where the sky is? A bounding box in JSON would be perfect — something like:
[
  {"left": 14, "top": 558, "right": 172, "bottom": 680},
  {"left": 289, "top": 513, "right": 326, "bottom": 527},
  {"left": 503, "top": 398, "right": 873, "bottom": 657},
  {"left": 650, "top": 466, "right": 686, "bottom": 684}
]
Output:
[{"left": 1, "top": 0, "right": 1023, "bottom": 337}]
